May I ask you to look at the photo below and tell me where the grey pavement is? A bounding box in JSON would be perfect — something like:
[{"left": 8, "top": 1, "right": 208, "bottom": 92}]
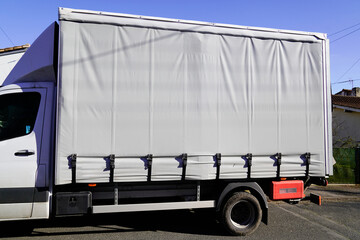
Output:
[{"left": 306, "top": 184, "right": 360, "bottom": 202}]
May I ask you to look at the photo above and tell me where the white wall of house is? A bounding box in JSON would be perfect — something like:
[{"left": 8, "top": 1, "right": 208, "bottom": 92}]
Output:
[
  {"left": 333, "top": 107, "right": 360, "bottom": 147},
  {"left": 0, "top": 51, "right": 25, "bottom": 85}
]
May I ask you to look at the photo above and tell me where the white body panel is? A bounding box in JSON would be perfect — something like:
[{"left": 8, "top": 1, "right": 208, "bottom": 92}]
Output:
[{"left": 0, "top": 203, "right": 33, "bottom": 220}]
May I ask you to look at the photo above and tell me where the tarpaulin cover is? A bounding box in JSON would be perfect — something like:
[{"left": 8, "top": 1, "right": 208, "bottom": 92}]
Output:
[{"left": 55, "top": 8, "right": 332, "bottom": 185}]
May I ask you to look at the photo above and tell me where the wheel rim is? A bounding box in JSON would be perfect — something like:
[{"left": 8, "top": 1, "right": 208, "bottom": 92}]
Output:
[{"left": 230, "top": 200, "right": 256, "bottom": 229}]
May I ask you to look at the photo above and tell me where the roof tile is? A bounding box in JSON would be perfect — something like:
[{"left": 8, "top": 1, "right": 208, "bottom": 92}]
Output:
[{"left": 332, "top": 95, "right": 360, "bottom": 109}]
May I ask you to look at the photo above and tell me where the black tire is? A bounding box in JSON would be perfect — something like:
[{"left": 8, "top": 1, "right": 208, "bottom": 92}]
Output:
[{"left": 220, "top": 191, "right": 262, "bottom": 236}]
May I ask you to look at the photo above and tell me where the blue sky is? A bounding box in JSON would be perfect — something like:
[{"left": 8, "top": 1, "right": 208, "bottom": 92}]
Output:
[{"left": 0, "top": 0, "right": 359, "bottom": 93}]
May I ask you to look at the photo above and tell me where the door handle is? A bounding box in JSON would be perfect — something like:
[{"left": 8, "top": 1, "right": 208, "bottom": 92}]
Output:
[{"left": 14, "top": 150, "right": 35, "bottom": 156}]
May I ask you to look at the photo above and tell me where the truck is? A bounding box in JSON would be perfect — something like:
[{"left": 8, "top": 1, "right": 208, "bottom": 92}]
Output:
[{"left": 0, "top": 8, "right": 332, "bottom": 236}]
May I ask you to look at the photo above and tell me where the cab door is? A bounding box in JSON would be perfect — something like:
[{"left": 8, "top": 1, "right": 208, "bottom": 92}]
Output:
[{"left": 0, "top": 87, "right": 46, "bottom": 220}]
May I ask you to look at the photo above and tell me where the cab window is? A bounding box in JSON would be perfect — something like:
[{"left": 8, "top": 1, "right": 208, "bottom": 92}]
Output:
[{"left": 0, "top": 92, "right": 41, "bottom": 141}]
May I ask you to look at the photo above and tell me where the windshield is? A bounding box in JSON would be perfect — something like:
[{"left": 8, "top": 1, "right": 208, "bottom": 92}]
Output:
[{"left": 0, "top": 92, "right": 41, "bottom": 141}]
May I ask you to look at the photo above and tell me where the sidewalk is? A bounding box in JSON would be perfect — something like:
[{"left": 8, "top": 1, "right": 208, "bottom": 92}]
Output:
[{"left": 306, "top": 184, "right": 360, "bottom": 202}]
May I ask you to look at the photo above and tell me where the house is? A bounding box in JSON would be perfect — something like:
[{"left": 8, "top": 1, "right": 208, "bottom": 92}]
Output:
[
  {"left": 335, "top": 87, "right": 360, "bottom": 97},
  {"left": 332, "top": 89, "right": 360, "bottom": 147},
  {"left": 0, "top": 44, "right": 30, "bottom": 85}
]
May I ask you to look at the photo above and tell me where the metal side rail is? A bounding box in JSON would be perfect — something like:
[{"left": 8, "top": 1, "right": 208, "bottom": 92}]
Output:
[{"left": 92, "top": 200, "right": 215, "bottom": 214}]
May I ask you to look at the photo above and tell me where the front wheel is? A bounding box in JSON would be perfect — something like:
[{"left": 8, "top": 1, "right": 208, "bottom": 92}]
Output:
[{"left": 220, "top": 191, "right": 262, "bottom": 236}]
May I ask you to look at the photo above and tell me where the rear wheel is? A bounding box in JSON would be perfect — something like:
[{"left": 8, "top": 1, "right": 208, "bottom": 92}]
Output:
[{"left": 221, "top": 191, "right": 262, "bottom": 236}]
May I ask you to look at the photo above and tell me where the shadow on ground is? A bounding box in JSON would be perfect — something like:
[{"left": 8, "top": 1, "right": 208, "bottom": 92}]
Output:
[
  {"left": 0, "top": 209, "right": 227, "bottom": 238},
  {"left": 308, "top": 185, "right": 360, "bottom": 197}
]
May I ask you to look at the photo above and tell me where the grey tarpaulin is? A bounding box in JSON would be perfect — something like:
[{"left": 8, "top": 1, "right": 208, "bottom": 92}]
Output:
[{"left": 55, "top": 8, "right": 332, "bottom": 185}]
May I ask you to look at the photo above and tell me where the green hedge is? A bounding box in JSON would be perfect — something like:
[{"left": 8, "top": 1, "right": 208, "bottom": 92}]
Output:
[{"left": 329, "top": 148, "right": 358, "bottom": 184}]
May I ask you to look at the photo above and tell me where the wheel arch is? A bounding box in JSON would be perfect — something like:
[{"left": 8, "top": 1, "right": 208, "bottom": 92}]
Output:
[{"left": 216, "top": 182, "right": 268, "bottom": 224}]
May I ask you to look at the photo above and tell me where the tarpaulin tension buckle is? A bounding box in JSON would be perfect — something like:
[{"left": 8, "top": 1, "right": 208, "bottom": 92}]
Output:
[
  {"left": 109, "top": 154, "right": 115, "bottom": 183},
  {"left": 181, "top": 153, "right": 187, "bottom": 181},
  {"left": 276, "top": 153, "right": 282, "bottom": 178},
  {"left": 245, "top": 153, "right": 253, "bottom": 179},
  {"left": 216, "top": 153, "right": 221, "bottom": 180},
  {"left": 305, "top": 152, "right": 311, "bottom": 177},
  {"left": 69, "top": 154, "right": 77, "bottom": 184},
  {"left": 146, "top": 154, "right": 153, "bottom": 182}
]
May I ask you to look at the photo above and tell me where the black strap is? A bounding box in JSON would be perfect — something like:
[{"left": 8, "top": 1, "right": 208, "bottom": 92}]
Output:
[
  {"left": 181, "top": 153, "right": 187, "bottom": 181},
  {"left": 146, "top": 154, "right": 153, "bottom": 182},
  {"left": 276, "top": 153, "right": 282, "bottom": 178},
  {"left": 109, "top": 154, "right": 115, "bottom": 183},
  {"left": 216, "top": 153, "right": 221, "bottom": 180},
  {"left": 69, "top": 154, "right": 77, "bottom": 184},
  {"left": 245, "top": 153, "right": 252, "bottom": 179},
  {"left": 305, "top": 152, "right": 311, "bottom": 177}
]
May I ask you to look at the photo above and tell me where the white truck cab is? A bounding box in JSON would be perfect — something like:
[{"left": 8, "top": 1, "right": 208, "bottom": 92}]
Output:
[{"left": 0, "top": 82, "right": 55, "bottom": 220}]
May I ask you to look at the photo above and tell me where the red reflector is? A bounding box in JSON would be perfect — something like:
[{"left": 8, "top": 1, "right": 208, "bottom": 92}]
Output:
[
  {"left": 88, "top": 184, "right": 97, "bottom": 187},
  {"left": 271, "top": 180, "right": 304, "bottom": 200}
]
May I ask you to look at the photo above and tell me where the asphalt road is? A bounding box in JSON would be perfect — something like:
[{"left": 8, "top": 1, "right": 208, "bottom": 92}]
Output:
[{"left": 1, "top": 200, "right": 359, "bottom": 240}]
